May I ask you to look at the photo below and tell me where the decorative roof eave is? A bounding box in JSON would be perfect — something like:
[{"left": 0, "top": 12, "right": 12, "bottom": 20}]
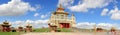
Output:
[
  {"left": 53, "top": 12, "right": 69, "bottom": 15},
  {"left": 1, "top": 24, "right": 11, "bottom": 26},
  {"left": 57, "top": 8, "right": 64, "bottom": 11}
]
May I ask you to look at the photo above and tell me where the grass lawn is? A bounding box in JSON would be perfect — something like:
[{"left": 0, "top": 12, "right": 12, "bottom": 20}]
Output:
[
  {"left": 58, "top": 28, "right": 72, "bottom": 32},
  {"left": 0, "top": 32, "right": 20, "bottom": 35},
  {"left": 34, "top": 28, "right": 72, "bottom": 32},
  {"left": 0, "top": 28, "right": 71, "bottom": 35},
  {"left": 34, "top": 28, "right": 50, "bottom": 32}
]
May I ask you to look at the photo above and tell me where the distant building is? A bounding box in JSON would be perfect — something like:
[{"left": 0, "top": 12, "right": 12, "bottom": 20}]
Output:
[{"left": 49, "top": 4, "right": 76, "bottom": 28}]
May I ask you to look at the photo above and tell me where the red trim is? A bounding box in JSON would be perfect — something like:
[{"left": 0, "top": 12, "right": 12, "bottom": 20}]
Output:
[{"left": 60, "top": 23, "right": 70, "bottom": 28}]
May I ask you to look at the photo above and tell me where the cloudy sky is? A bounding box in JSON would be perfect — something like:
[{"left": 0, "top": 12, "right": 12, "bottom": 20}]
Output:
[{"left": 0, "top": 0, "right": 120, "bottom": 29}]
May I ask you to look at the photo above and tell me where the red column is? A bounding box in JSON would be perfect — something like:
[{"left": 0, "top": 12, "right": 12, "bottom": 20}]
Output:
[
  {"left": 66, "top": 24, "right": 68, "bottom": 28},
  {"left": 66, "top": 23, "right": 68, "bottom": 28},
  {"left": 64, "top": 23, "right": 65, "bottom": 28},
  {"left": 65, "top": 23, "right": 66, "bottom": 28},
  {"left": 68, "top": 24, "right": 70, "bottom": 28},
  {"left": 67, "top": 24, "right": 68, "bottom": 28},
  {"left": 61, "top": 23, "right": 62, "bottom": 28},
  {"left": 2, "top": 27, "right": 5, "bottom": 32}
]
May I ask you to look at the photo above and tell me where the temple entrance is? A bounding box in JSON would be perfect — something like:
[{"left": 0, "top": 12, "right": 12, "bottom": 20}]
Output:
[{"left": 59, "top": 23, "right": 70, "bottom": 28}]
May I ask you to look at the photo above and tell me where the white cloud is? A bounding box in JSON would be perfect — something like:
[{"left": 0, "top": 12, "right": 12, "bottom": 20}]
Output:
[
  {"left": 34, "top": 20, "right": 48, "bottom": 24},
  {"left": 58, "top": 0, "right": 111, "bottom": 12},
  {"left": 40, "top": 12, "right": 50, "bottom": 19},
  {"left": 10, "top": 19, "right": 49, "bottom": 28},
  {"left": 77, "top": 22, "right": 119, "bottom": 30},
  {"left": 0, "top": 0, "right": 38, "bottom": 16},
  {"left": 25, "top": 20, "right": 34, "bottom": 23},
  {"left": 101, "top": 7, "right": 120, "bottom": 20},
  {"left": 41, "top": 15, "right": 47, "bottom": 18},
  {"left": 77, "top": 22, "right": 95, "bottom": 29},
  {"left": 34, "top": 13, "right": 39, "bottom": 17},
  {"left": 101, "top": 8, "right": 109, "bottom": 16},
  {"left": 109, "top": 7, "right": 120, "bottom": 20},
  {"left": 58, "top": 0, "right": 74, "bottom": 7},
  {"left": 97, "top": 23, "right": 116, "bottom": 30},
  {"left": 11, "top": 21, "right": 25, "bottom": 27}
]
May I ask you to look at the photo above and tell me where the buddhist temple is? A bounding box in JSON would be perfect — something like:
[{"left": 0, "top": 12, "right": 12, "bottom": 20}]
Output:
[
  {"left": 1, "top": 20, "right": 11, "bottom": 32},
  {"left": 49, "top": 4, "right": 76, "bottom": 28}
]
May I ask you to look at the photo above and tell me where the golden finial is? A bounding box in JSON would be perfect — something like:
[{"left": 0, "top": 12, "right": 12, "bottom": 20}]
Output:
[
  {"left": 4, "top": 20, "right": 8, "bottom": 22},
  {"left": 59, "top": 4, "right": 63, "bottom": 8},
  {"left": 72, "top": 13, "right": 74, "bottom": 16}
]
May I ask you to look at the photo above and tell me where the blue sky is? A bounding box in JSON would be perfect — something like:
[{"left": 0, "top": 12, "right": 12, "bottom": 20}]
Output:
[{"left": 0, "top": 0, "right": 120, "bottom": 29}]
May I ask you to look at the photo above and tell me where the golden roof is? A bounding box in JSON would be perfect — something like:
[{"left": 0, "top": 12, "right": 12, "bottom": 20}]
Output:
[
  {"left": 111, "top": 27, "right": 116, "bottom": 30},
  {"left": 53, "top": 4, "right": 69, "bottom": 15},
  {"left": 2, "top": 20, "right": 11, "bottom": 26}
]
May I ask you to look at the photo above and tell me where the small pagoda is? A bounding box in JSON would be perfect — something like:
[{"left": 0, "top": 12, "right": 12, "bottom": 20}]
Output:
[
  {"left": 1, "top": 20, "right": 11, "bottom": 32},
  {"left": 25, "top": 24, "right": 33, "bottom": 32},
  {"left": 96, "top": 28, "right": 103, "bottom": 32},
  {"left": 110, "top": 27, "right": 116, "bottom": 32},
  {"left": 48, "top": 23, "right": 57, "bottom": 32},
  {"left": 17, "top": 26, "right": 23, "bottom": 32}
]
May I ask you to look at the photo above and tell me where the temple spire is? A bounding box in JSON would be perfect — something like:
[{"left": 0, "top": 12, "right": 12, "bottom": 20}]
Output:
[
  {"left": 57, "top": 4, "right": 64, "bottom": 12},
  {"left": 72, "top": 13, "right": 74, "bottom": 16},
  {"left": 59, "top": 4, "right": 63, "bottom": 8},
  {"left": 4, "top": 20, "right": 8, "bottom": 22}
]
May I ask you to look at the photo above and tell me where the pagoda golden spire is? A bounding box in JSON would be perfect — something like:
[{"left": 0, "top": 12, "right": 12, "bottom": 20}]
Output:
[
  {"left": 72, "top": 12, "right": 75, "bottom": 16},
  {"left": 59, "top": 4, "right": 63, "bottom": 8},
  {"left": 57, "top": 4, "right": 64, "bottom": 12}
]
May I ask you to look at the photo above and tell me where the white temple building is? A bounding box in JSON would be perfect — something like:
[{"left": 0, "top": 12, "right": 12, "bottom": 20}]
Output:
[{"left": 49, "top": 4, "right": 76, "bottom": 28}]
